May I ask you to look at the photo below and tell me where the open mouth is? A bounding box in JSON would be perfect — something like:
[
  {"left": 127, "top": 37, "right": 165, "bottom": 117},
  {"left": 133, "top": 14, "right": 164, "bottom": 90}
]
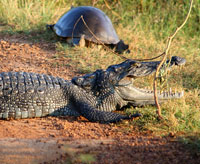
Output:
[
  {"left": 116, "top": 77, "right": 184, "bottom": 106},
  {"left": 115, "top": 61, "right": 185, "bottom": 106}
]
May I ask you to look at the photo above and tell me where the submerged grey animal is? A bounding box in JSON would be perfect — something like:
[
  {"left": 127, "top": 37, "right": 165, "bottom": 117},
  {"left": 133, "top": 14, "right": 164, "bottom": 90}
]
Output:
[
  {"left": 0, "top": 56, "right": 185, "bottom": 123},
  {"left": 47, "top": 6, "right": 129, "bottom": 53}
]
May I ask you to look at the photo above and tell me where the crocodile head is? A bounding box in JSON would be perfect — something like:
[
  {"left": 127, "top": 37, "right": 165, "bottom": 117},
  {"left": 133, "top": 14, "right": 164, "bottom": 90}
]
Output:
[
  {"left": 72, "top": 56, "right": 186, "bottom": 108},
  {"left": 114, "top": 56, "right": 186, "bottom": 106}
]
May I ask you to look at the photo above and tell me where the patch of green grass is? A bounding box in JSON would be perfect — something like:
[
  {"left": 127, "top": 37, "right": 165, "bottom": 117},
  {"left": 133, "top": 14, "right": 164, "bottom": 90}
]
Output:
[
  {"left": 62, "top": 145, "right": 96, "bottom": 164},
  {"left": 54, "top": 41, "right": 126, "bottom": 73},
  {"left": 0, "top": 0, "right": 71, "bottom": 32},
  {"left": 78, "top": 154, "right": 96, "bottom": 164}
]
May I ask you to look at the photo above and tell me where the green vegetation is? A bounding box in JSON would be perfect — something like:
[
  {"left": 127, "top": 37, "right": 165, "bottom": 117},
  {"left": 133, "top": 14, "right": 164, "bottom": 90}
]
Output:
[
  {"left": 0, "top": 0, "right": 199, "bottom": 151},
  {"left": 63, "top": 146, "right": 96, "bottom": 164}
]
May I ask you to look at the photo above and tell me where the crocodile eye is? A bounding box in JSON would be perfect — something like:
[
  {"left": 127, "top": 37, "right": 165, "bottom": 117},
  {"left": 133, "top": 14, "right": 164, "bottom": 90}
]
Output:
[
  {"left": 72, "top": 77, "right": 84, "bottom": 86},
  {"left": 113, "top": 66, "right": 123, "bottom": 73},
  {"left": 132, "top": 62, "right": 141, "bottom": 68}
]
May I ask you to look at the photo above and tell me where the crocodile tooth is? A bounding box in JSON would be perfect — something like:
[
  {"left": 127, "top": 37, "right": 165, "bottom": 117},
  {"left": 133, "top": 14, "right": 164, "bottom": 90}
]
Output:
[{"left": 181, "top": 90, "right": 184, "bottom": 96}]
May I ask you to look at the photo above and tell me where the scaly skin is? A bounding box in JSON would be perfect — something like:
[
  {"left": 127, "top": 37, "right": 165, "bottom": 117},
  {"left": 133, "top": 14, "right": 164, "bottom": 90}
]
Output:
[{"left": 0, "top": 56, "right": 185, "bottom": 123}]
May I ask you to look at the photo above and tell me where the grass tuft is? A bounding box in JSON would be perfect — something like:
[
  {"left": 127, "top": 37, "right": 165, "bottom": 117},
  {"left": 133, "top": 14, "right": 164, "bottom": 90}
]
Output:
[{"left": 0, "top": 0, "right": 71, "bottom": 32}]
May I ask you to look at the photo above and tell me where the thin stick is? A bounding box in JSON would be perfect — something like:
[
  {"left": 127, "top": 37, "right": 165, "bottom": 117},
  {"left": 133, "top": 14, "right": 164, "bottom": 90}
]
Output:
[
  {"left": 72, "top": 16, "right": 82, "bottom": 45},
  {"left": 73, "top": 15, "right": 168, "bottom": 61},
  {"left": 81, "top": 15, "right": 170, "bottom": 61},
  {"left": 153, "top": 0, "right": 193, "bottom": 119},
  {"left": 72, "top": 8, "right": 190, "bottom": 63}
]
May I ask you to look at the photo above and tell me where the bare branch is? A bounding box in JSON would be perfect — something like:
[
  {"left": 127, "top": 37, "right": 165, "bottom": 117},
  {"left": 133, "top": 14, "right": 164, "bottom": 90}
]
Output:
[
  {"left": 72, "top": 14, "right": 169, "bottom": 61},
  {"left": 153, "top": 0, "right": 193, "bottom": 120}
]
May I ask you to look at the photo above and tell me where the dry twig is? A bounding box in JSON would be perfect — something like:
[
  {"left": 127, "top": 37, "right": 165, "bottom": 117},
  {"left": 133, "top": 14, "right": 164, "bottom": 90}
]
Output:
[
  {"left": 153, "top": 0, "right": 193, "bottom": 120},
  {"left": 72, "top": 15, "right": 168, "bottom": 61}
]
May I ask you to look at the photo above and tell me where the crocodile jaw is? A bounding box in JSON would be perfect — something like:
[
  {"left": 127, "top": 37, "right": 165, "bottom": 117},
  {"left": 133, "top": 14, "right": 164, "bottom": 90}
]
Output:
[{"left": 116, "top": 82, "right": 184, "bottom": 106}]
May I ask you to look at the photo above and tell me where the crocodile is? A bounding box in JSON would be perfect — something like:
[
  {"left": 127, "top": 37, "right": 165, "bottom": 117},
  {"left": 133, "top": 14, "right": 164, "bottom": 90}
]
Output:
[{"left": 0, "top": 56, "right": 185, "bottom": 123}]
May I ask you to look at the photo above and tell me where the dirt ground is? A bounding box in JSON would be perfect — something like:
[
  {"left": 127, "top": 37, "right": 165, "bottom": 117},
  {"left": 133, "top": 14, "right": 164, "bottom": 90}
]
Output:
[{"left": 0, "top": 33, "right": 199, "bottom": 164}]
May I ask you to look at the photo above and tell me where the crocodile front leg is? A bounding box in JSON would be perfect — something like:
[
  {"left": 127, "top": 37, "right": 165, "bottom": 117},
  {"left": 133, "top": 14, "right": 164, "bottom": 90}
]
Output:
[
  {"left": 74, "top": 100, "right": 140, "bottom": 123},
  {"left": 68, "top": 85, "right": 140, "bottom": 123}
]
